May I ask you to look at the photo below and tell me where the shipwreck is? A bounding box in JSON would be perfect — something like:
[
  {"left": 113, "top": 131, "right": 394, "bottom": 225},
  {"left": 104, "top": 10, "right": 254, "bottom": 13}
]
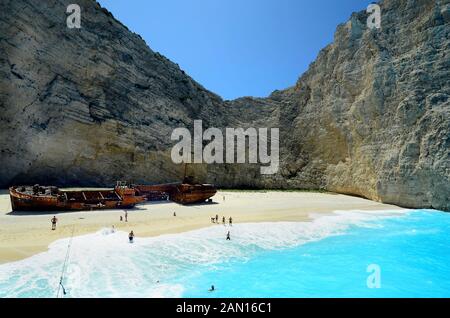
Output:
[
  {"left": 9, "top": 182, "right": 145, "bottom": 211},
  {"left": 134, "top": 175, "right": 217, "bottom": 205}
]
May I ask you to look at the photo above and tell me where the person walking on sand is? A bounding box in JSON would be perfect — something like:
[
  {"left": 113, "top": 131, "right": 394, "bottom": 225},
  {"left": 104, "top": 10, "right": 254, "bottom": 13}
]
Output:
[
  {"left": 229, "top": 217, "right": 233, "bottom": 226},
  {"left": 226, "top": 231, "right": 231, "bottom": 241},
  {"left": 129, "top": 230, "right": 134, "bottom": 243},
  {"left": 51, "top": 216, "right": 58, "bottom": 230},
  {"left": 125, "top": 211, "right": 128, "bottom": 222}
]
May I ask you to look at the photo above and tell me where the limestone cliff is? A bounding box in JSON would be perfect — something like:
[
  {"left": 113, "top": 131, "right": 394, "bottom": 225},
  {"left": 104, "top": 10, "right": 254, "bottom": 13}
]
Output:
[
  {"left": 230, "top": 0, "right": 450, "bottom": 210},
  {"left": 0, "top": 0, "right": 449, "bottom": 210}
]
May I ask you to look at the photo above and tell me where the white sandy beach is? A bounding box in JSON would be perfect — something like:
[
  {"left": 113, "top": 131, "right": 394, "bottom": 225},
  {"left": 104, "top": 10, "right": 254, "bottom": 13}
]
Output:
[{"left": 0, "top": 190, "right": 405, "bottom": 264}]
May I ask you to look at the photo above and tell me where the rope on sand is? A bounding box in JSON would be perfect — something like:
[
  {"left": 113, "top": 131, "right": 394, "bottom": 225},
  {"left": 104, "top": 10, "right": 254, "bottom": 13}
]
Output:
[{"left": 56, "top": 225, "right": 75, "bottom": 298}]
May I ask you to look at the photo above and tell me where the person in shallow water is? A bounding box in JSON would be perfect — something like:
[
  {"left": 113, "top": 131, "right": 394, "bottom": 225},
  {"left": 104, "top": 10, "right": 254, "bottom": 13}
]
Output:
[
  {"left": 229, "top": 217, "right": 233, "bottom": 226},
  {"left": 129, "top": 231, "right": 134, "bottom": 243},
  {"left": 51, "top": 216, "right": 58, "bottom": 230},
  {"left": 209, "top": 285, "right": 215, "bottom": 292},
  {"left": 226, "top": 231, "right": 231, "bottom": 240}
]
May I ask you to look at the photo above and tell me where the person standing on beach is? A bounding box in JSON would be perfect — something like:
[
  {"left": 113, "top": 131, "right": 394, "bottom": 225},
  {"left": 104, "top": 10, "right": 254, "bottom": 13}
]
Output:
[
  {"left": 125, "top": 211, "right": 128, "bottom": 222},
  {"left": 226, "top": 231, "right": 231, "bottom": 240},
  {"left": 215, "top": 214, "right": 219, "bottom": 223},
  {"left": 173, "top": 212, "right": 176, "bottom": 217},
  {"left": 229, "top": 217, "right": 233, "bottom": 226},
  {"left": 51, "top": 216, "right": 58, "bottom": 230},
  {"left": 222, "top": 216, "right": 226, "bottom": 225}
]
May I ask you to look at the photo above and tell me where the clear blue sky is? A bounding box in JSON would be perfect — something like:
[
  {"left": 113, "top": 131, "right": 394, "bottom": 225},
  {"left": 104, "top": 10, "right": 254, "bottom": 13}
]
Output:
[{"left": 98, "top": 0, "right": 372, "bottom": 100}]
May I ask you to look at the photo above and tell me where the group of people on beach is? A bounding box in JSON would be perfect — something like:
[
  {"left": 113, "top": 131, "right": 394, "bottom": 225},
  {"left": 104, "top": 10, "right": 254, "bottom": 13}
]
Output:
[
  {"left": 210, "top": 214, "right": 233, "bottom": 241},
  {"left": 50, "top": 208, "right": 232, "bottom": 243},
  {"left": 50, "top": 212, "right": 136, "bottom": 243},
  {"left": 211, "top": 214, "right": 232, "bottom": 226}
]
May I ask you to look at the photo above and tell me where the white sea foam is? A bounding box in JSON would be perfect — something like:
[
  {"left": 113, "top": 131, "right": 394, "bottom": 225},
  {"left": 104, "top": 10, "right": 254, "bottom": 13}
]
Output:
[{"left": 0, "top": 209, "right": 408, "bottom": 298}]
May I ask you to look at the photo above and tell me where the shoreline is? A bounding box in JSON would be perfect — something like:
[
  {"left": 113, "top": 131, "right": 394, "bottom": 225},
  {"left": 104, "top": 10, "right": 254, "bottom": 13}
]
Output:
[{"left": 0, "top": 190, "right": 406, "bottom": 264}]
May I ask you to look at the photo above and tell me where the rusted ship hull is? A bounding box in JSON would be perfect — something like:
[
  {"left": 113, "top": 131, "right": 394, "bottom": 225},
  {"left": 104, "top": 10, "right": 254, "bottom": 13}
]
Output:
[
  {"left": 10, "top": 188, "right": 60, "bottom": 211},
  {"left": 170, "top": 188, "right": 218, "bottom": 204},
  {"left": 9, "top": 185, "right": 145, "bottom": 212},
  {"left": 134, "top": 182, "right": 217, "bottom": 205}
]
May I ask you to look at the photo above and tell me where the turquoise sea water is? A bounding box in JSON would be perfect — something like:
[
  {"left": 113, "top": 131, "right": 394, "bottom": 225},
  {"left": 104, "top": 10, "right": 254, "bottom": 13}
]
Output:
[{"left": 0, "top": 209, "right": 449, "bottom": 298}]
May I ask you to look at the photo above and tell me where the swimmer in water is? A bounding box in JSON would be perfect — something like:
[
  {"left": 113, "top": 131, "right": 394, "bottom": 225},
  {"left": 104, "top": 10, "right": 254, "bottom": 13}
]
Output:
[
  {"left": 129, "top": 230, "right": 134, "bottom": 243},
  {"left": 209, "top": 285, "right": 215, "bottom": 292}
]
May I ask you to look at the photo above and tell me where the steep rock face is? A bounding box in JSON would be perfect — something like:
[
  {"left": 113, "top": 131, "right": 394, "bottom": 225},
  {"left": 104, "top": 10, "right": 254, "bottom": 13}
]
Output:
[
  {"left": 0, "top": 0, "right": 449, "bottom": 210},
  {"left": 231, "top": 0, "right": 450, "bottom": 210}
]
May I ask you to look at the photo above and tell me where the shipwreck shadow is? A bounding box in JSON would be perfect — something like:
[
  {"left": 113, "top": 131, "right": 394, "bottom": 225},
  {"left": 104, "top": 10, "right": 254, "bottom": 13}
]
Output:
[
  {"left": 6, "top": 210, "right": 84, "bottom": 216},
  {"left": 135, "top": 200, "right": 219, "bottom": 208},
  {"left": 5, "top": 200, "right": 219, "bottom": 215},
  {"left": 6, "top": 205, "right": 145, "bottom": 216},
  {"left": 180, "top": 201, "right": 219, "bottom": 207},
  {"left": 138, "top": 200, "right": 173, "bottom": 207}
]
